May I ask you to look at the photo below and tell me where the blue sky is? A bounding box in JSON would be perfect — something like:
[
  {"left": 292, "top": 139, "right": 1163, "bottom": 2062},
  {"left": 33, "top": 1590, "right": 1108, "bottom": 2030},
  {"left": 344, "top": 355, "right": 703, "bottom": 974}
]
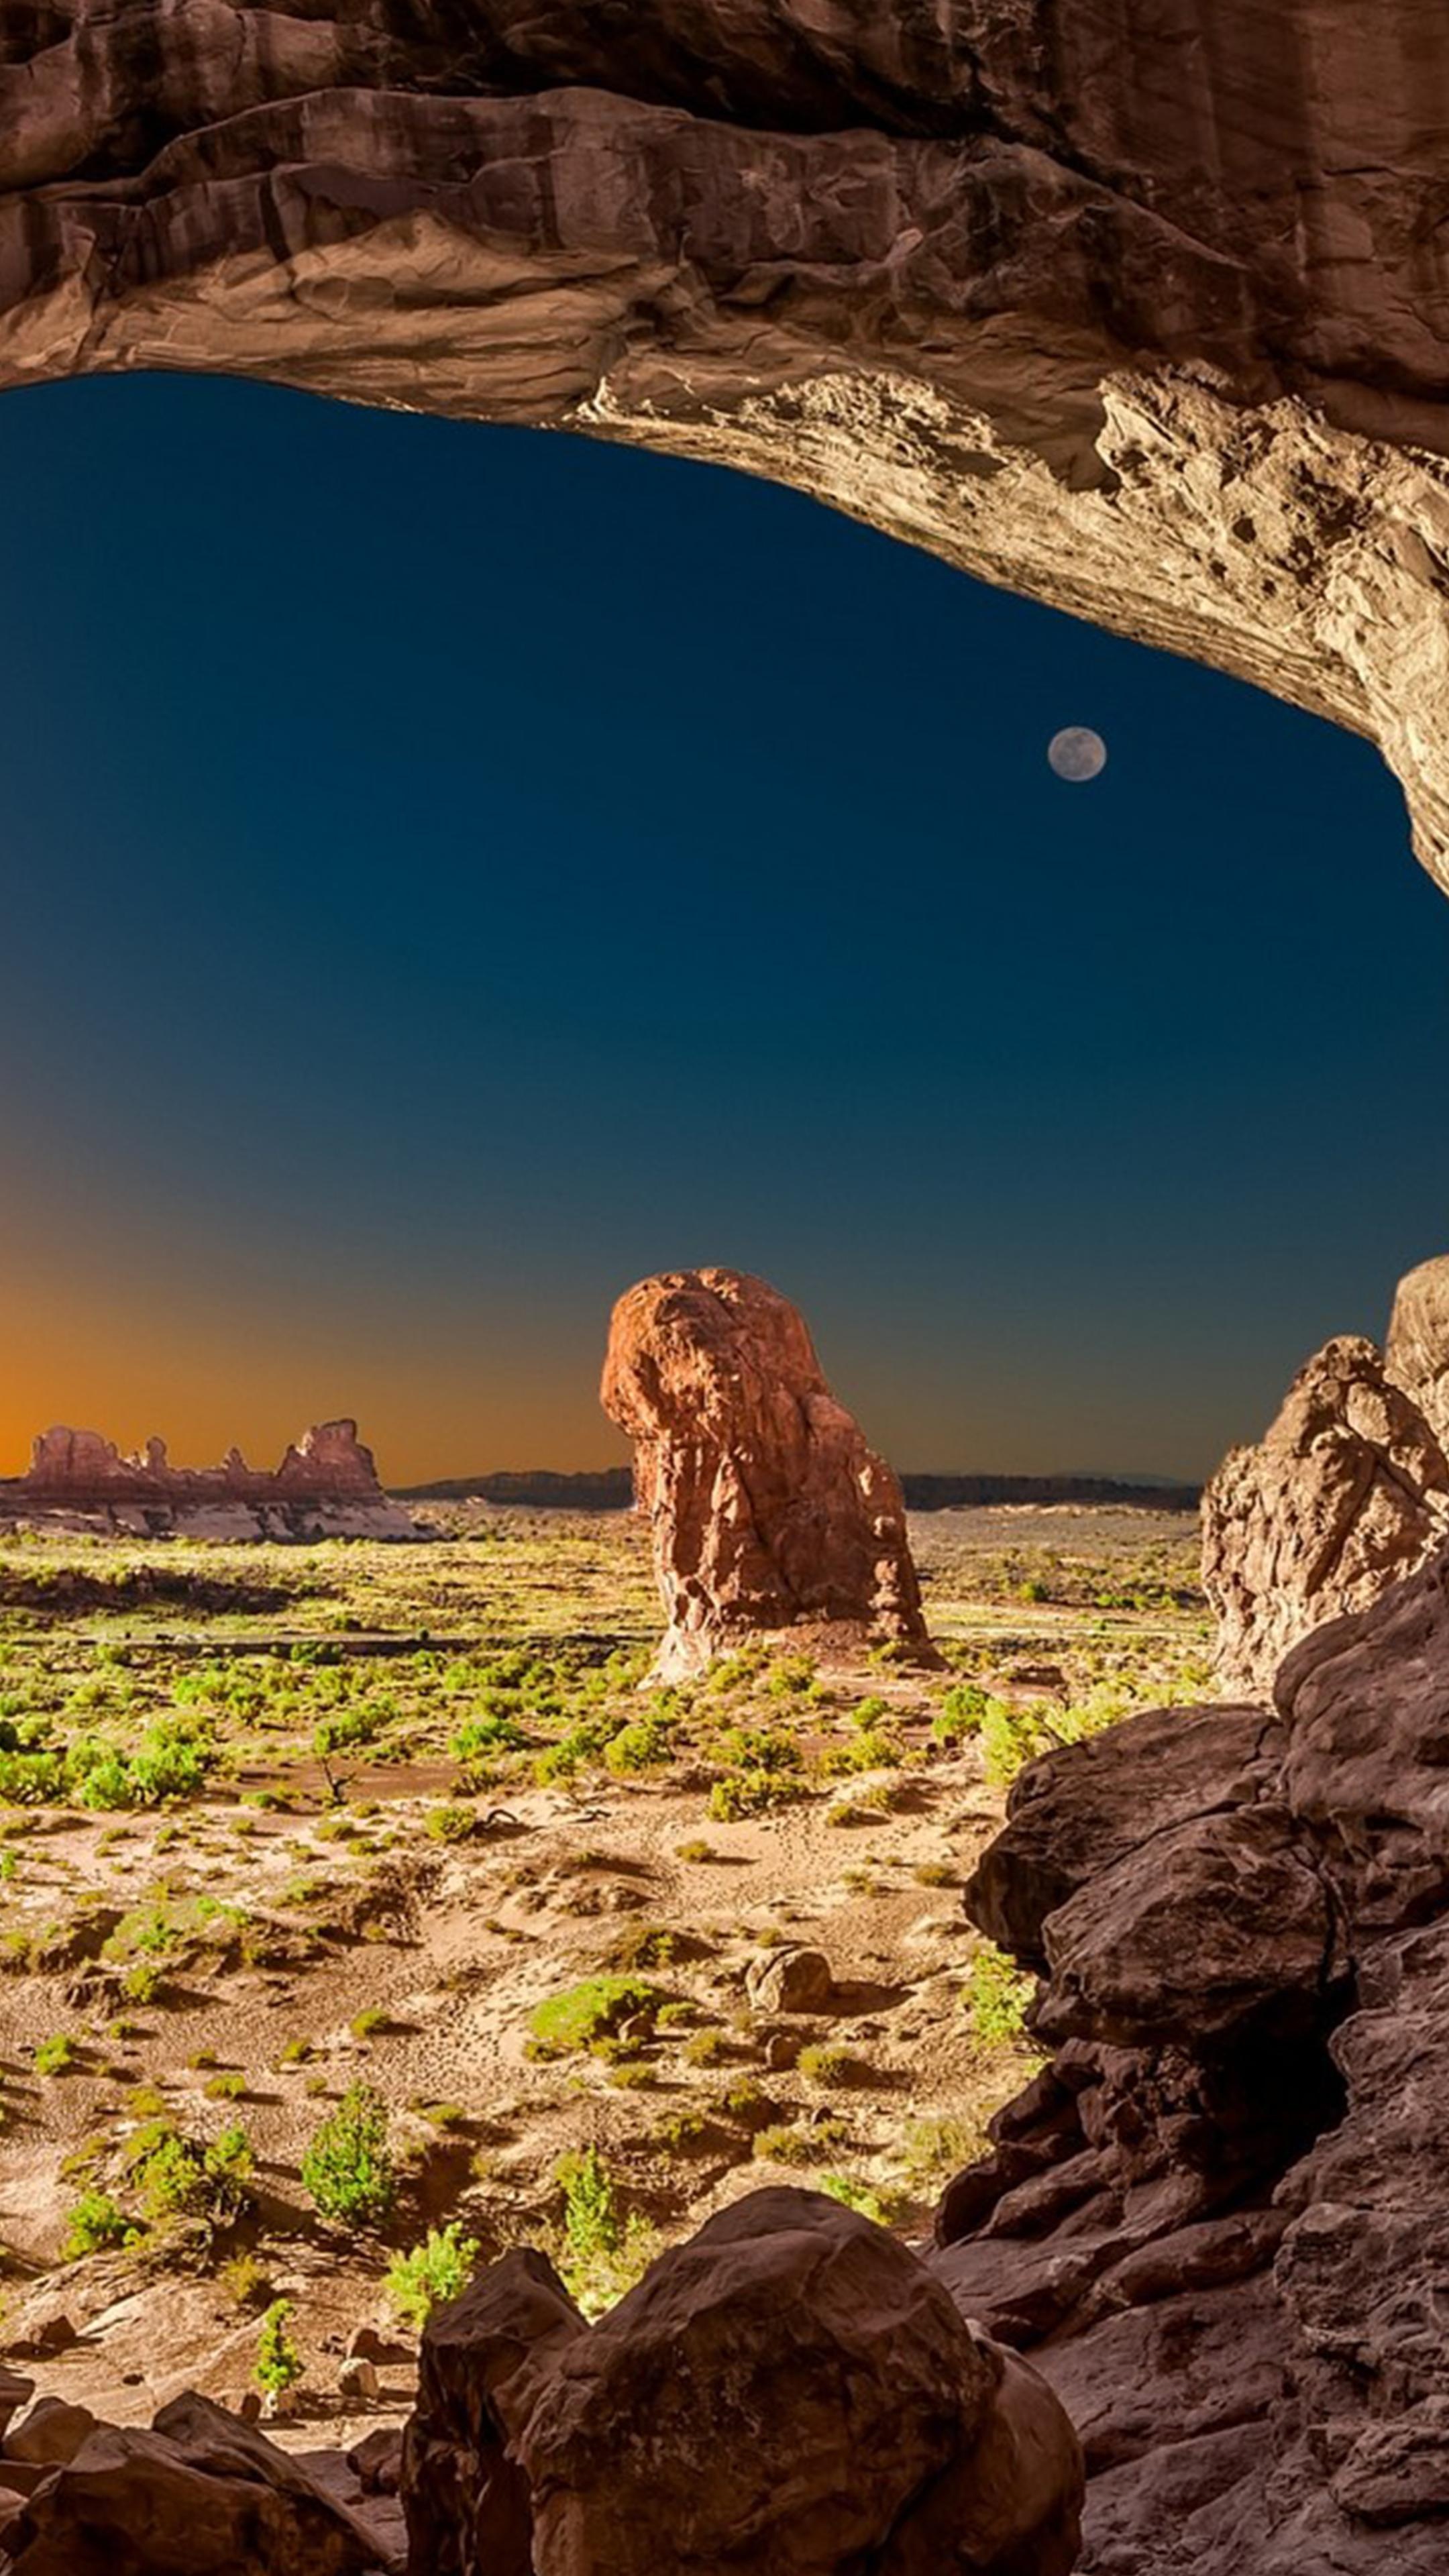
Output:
[{"left": 0, "top": 370, "right": 1444, "bottom": 1481}]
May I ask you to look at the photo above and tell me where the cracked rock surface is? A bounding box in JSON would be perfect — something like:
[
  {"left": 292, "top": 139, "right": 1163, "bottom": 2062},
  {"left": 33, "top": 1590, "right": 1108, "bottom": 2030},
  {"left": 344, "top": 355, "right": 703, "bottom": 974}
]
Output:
[
  {"left": 933, "top": 1532, "right": 1449, "bottom": 2572},
  {"left": 1202, "top": 1334, "right": 1449, "bottom": 1699},
  {"left": 1, "top": 3, "right": 1448, "bottom": 870}
]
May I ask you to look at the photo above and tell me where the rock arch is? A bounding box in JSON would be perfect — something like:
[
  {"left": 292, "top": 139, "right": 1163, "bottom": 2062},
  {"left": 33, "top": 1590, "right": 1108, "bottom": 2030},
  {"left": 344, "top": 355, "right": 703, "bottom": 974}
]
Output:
[{"left": 3, "top": 3, "right": 1448, "bottom": 871}]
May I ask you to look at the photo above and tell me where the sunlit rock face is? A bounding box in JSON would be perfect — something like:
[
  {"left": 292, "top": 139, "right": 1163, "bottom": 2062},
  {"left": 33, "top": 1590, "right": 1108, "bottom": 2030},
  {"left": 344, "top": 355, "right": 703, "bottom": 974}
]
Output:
[
  {"left": 600, "top": 1267, "right": 931, "bottom": 1678},
  {"left": 932, "top": 1540, "right": 1449, "bottom": 2573},
  {"left": 2, "top": 4, "right": 1448, "bottom": 871},
  {"left": 1202, "top": 1335, "right": 1449, "bottom": 1697},
  {"left": 1386, "top": 1254, "right": 1449, "bottom": 1450}
]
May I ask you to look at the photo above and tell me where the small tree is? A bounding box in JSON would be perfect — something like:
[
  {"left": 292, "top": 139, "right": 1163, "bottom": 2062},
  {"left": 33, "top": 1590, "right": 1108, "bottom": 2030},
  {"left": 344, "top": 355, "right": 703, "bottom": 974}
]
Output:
[
  {"left": 254, "top": 2299, "right": 304, "bottom": 2397},
  {"left": 300, "top": 2082, "right": 394, "bottom": 2225}
]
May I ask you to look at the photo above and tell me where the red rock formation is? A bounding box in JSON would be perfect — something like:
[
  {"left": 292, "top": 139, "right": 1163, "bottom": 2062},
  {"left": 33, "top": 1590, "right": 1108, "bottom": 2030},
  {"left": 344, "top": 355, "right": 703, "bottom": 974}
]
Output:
[
  {"left": 600, "top": 1268, "right": 932, "bottom": 1677},
  {"left": 2, "top": 5, "right": 1448, "bottom": 878},
  {"left": 6, "top": 1421, "right": 411, "bottom": 1536},
  {"left": 931, "top": 1531, "right": 1449, "bottom": 2573},
  {"left": 1201, "top": 1336, "right": 1449, "bottom": 1697},
  {"left": 401, "top": 2189, "right": 1083, "bottom": 2575}
]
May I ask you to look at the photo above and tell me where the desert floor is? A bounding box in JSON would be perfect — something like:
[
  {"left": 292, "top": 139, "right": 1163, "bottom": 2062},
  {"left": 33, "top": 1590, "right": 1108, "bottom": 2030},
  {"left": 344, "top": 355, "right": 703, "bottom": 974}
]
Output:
[{"left": 0, "top": 1502, "right": 1205, "bottom": 2445}]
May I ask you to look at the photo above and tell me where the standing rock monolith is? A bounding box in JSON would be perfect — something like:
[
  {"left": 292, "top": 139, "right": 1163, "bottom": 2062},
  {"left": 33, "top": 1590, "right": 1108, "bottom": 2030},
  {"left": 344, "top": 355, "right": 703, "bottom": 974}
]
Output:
[{"left": 600, "top": 1269, "right": 932, "bottom": 1679}]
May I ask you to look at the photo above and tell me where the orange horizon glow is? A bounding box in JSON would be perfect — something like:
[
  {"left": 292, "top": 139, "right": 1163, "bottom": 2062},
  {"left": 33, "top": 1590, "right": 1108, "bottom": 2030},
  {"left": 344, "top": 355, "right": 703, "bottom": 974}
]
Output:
[{"left": 0, "top": 1267, "right": 635, "bottom": 1491}]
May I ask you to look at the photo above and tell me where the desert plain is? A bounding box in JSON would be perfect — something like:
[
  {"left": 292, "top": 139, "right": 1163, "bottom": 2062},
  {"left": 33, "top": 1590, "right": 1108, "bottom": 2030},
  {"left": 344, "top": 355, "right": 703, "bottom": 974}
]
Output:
[{"left": 0, "top": 1499, "right": 1202, "bottom": 2439}]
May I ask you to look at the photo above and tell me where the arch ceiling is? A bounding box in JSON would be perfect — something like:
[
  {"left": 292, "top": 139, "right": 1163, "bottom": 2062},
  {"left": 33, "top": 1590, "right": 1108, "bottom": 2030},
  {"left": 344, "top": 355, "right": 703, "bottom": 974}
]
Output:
[{"left": 3, "top": 1, "right": 1448, "bottom": 871}]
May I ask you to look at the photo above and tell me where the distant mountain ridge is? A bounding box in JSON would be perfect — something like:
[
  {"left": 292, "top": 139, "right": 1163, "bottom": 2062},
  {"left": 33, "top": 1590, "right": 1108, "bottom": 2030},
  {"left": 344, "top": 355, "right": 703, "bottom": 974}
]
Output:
[{"left": 394, "top": 1467, "right": 1201, "bottom": 1513}]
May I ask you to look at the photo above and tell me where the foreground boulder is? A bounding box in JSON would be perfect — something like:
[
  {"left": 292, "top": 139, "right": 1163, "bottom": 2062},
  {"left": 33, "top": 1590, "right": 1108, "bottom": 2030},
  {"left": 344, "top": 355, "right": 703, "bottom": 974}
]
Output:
[
  {"left": 0, "top": 2390, "right": 398, "bottom": 2575},
  {"left": 932, "top": 1533, "right": 1449, "bottom": 2572},
  {"left": 402, "top": 2188, "right": 1082, "bottom": 2573},
  {"left": 601, "top": 1269, "right": 932, "bottom": 1678},
  {"left": 1201, "top": 1336, "right": 1449, "bottom": 1697}
]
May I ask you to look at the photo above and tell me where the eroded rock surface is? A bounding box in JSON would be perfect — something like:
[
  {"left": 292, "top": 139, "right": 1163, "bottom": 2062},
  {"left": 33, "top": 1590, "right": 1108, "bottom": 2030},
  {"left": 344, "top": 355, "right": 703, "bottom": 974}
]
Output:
[
  {"left": 601, "top": 1268, "right": 931, "bottom": 1678},
  {"left": 1387, "top": 1255, "right": 1449, "bottom": 1451},
  {"left": 1, "top": 6, "right": 1448, "bottom": 873},
  {"left": 1202, "top": 1336, "right": 1449, "bottom": 1697},
  {"left": 0, "top": 2389, "right": 400, "bottom": 2575},
  {"left": 401, "top": 2188, "right": 1083, "bottom": 2575},
  {"left": 932, "top": 1534, "right": 1449, "bottom": 2572},
  {"left": 0, "top": 1419, "right": 415, "bottom": 1539}
]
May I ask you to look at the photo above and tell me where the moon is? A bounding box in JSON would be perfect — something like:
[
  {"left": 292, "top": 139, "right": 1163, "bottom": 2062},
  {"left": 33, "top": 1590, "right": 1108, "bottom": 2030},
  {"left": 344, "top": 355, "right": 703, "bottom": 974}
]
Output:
[{"left": 1048, "top": 726, "right": 1108, "bottom": 782}]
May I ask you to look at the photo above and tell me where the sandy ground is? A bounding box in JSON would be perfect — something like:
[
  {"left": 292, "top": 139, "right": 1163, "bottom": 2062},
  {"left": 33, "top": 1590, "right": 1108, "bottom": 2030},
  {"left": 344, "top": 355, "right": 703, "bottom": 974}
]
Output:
[{"left": 0, "top": 1503, "right": 1205, "bottom": 2449}]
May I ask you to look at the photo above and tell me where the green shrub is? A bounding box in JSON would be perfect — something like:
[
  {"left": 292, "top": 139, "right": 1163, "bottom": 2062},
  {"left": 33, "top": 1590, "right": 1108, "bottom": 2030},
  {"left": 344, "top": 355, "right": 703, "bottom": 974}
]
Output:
[
  {"left": 901, "top": 2114, "right": 984, "bottom": 2186},
  {"left": 220, "top": 2251, "right": 273, "bottom": 2308},
  {"left": 527, "top": 1977, "right": 663, "bottom": 2057},
  {"left": 129, "top": 2120, "right": 253, "bottom": 2225},
  {"left": 254, "top": 2299, "right": 304, "bottom": 2396},
  {"left": 965, "top": 1944, "right": 1036, "bottom": 2045},
  {"left": 385, "top": 2222, "right": 480, "bottom": 2330},
  {"left": 64, "top": 2189, "right": 136, "bottom": 2259},
  {"left": 553, "top": 2146, "right": 657, "bottom": 2318},
  {"left": 797, "top": 2044, "right": 853, "bottom": 2087},
  {"left": 819, "top": 2173, "right": 900, "bottom": 2226},
  {"left": 930, "top": 1684, "right": 991, "bottom": 1748},
  {"left": 301, "top": 2083, "right": 394, "bottom": 2225},
  {"left": 34, "top": 2033, "right": 78, "bottom": 2076},
  {"left": 425, "top": 1803, "right": 478, "bottom": 1843}
]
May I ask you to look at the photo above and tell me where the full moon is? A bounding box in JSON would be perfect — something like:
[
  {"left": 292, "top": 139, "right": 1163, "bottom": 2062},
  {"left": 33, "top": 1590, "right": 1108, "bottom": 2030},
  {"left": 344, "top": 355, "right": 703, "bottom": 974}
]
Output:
[{"left": 1048, "top": 726, "right": 1108, "bottom": 782}]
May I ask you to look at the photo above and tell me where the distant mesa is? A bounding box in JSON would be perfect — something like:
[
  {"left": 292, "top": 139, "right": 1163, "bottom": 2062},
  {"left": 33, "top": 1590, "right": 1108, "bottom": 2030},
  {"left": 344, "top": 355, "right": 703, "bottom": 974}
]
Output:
[
  {"left": 3, "top": 1419, "right": 415, "bottom": 1540},
  {"left": 601, "top": 1265, "right": 938, "bottom": 1680}
]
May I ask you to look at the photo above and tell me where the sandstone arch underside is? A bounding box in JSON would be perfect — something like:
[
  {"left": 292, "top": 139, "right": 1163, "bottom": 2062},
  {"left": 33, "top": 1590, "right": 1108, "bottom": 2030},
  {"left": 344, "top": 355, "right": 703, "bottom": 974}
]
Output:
[{"left": 3, "top": 1, "right": 1449, "bottom": 875}]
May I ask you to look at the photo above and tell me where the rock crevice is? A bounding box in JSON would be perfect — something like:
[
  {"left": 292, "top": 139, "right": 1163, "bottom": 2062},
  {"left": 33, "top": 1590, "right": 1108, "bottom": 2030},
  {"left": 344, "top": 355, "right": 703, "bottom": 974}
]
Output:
[{"left": 934, "top": 1527, "right": 1449, "bottom": 2570}]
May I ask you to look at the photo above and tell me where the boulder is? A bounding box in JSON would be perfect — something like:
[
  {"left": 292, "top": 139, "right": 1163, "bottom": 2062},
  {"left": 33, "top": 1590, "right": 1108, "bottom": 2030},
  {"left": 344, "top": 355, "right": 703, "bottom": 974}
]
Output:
[
  {"left": 3, "top": 2398, "right": 97, "bottom": 2468},
  {"left": 401, "top": 2247, "right": 585, "bottom": 2576},
  {"left": 401, "top": 2190, "right": 1082, "bottom": 2574},
  {"left": 744, "top": 1945, "right": 836, "bottom": 2016},
  {"left": 600, "top": 1269, "right": 932, "bottom": 1678},
  {"left": 1276, "top": 1540, "right": 1449, "bottom": 1925},
  {"left": 1, "top": 2395, "right": 396, "bottom": 2575},
  {"left": 0, "top": 2373, "right": 34, "bottom": 2446},
  {"left": 965, "top": 1704, "right": 1275, "bottom": 1968},
  {"left": 1036, "top": 1807, "right": 1348, "bottom": 2053},
  {"left": 1201, "top": 1338, "right": 1449, "bottom": 1698}
]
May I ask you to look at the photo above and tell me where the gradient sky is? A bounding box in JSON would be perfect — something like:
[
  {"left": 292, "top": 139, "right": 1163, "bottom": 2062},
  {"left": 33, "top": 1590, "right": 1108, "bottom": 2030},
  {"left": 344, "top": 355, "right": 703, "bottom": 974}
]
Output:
[{"left": 1, "top": 370, "right": 1446, "bottom": 1487}]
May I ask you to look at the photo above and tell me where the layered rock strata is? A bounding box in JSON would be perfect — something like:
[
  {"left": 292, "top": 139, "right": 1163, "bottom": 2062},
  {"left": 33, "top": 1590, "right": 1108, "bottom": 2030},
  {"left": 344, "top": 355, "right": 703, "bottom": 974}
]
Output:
[
  {"left": 932, "top": 1536, "right": 1449, "bottom": 2573},
  {"left": 600, "top": 1267, "right": 932, "bottom": 1677},
  {"left": 1, "top": 5, "right": 1448, "bottom": 874},
  {"left": 401, "top": 2188, "right": 1083, "bottom": 2575},
  {"left": 0, "top": 1419, "right": 415, "bottom": 1539}
]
